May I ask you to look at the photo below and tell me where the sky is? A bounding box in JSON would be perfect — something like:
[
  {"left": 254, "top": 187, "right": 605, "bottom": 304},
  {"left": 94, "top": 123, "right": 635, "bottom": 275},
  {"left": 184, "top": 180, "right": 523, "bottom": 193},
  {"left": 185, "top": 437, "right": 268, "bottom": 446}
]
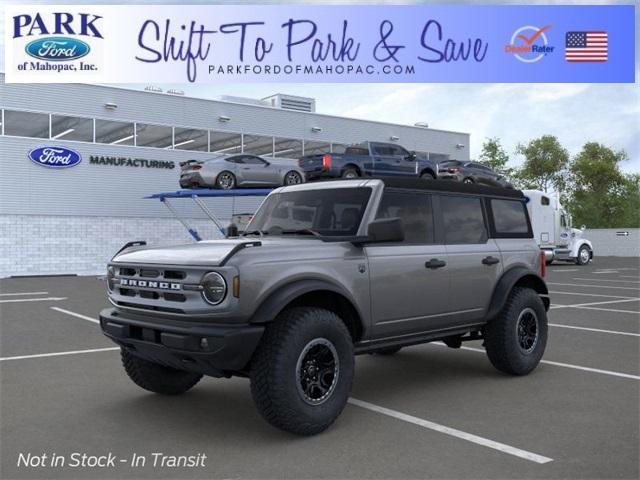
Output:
[{"left": 1, "top": 0, "right": 638, "bottom": 172}]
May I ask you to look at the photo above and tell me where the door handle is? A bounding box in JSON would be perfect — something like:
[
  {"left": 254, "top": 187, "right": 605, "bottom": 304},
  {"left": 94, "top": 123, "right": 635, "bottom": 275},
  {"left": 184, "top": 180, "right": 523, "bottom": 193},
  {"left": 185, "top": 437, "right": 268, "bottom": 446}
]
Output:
[
  {"left": 482, "top": 256, "right": 500, "bottom": 265},
  {"left": 425, "top": 259, "right": 446, "bottom": 269}
]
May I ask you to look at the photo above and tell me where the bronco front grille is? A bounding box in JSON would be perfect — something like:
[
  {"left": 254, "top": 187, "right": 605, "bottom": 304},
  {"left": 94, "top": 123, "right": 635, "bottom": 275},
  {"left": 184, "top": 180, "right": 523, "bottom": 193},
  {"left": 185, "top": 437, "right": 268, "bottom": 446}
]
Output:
[{"left": 110, "top": 265, "right": 203, "bottom": 314}]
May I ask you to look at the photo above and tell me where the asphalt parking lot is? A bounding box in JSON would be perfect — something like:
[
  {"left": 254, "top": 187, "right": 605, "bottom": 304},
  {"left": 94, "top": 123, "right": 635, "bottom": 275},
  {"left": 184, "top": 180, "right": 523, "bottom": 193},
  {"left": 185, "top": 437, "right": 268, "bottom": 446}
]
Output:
[{"left": 1, "top": 256, "right": 638, "bottom": 479}]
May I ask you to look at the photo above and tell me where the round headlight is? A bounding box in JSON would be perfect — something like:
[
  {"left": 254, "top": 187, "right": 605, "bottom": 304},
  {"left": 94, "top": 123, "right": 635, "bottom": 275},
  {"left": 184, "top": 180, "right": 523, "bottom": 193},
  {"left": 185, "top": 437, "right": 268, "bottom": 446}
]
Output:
[
  {"left": 106, "top": 266, "right": 115, "bottom": 292},
  {"left": 201, "top": 272, "right": 227, "bottom": 305}
]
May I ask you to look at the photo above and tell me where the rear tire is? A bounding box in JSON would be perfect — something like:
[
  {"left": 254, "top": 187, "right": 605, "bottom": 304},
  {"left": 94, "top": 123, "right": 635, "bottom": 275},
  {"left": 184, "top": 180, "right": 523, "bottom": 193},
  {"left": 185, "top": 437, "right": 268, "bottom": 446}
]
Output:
[
  {"left": 284, "top": 170, "right": 303, "bottom": 186},
  {"left": 483, "top": 287, "right": 547, "bottom": 376},
  {"left": 250, "top": 307, "right": 354, "bottom": 435},
  {"left": 216, "top": 171, "right": 236, "bottom": 189},
  {"left": 121, "top": 349, "right": 202, "bottom": 395},
  {"left": 420, "top": 171, "right": 436, "bottom": 180},
  {"left": 341, "top": 167, "right": 359, "bottom": 179}
]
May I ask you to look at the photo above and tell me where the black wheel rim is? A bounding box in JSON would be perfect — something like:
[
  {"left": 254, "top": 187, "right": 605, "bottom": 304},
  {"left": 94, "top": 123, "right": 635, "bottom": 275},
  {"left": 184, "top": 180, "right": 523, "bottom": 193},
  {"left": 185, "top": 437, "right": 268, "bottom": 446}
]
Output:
[
  {"left": 296, "top": 338, "right": 339, "bottom": 405},
  {"left": 286, "top": 172, "right": 302, "bottom": 185},
  {"left": 516, "top": 307, "right": 539, "bottom": 354},
  {"left": 218, "top": 173, "right": 234, "bottom": 189}
]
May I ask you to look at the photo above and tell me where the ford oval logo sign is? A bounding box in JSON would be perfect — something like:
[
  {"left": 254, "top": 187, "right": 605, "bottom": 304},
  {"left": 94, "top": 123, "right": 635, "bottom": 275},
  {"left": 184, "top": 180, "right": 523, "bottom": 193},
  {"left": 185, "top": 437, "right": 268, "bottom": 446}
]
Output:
[
  {"left": 25, "top": 37, "right": 90, "bottom": 62},
  {"left": 28, "top": 147, "right": 82, "bottom": 168}
]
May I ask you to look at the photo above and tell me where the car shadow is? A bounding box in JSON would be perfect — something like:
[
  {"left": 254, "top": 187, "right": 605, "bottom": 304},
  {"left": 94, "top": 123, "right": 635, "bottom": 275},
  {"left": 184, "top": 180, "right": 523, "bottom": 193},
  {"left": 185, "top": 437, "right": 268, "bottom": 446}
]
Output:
[{"left": 97, "top": 345, "right": 501, "bottom": 441}]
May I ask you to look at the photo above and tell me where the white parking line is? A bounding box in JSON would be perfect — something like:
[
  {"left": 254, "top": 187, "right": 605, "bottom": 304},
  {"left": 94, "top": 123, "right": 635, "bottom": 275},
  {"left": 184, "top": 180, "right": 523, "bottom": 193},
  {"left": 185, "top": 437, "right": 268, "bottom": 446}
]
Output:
[
  {"left": 434, "top": 344, "right": 640, "bottom": 380},
  {"left": 51, "top": 307, "right": 99, "bottom": 324},
  {"left": 348, "top": 398, "right": 553, "bottom": 464},
  {"left": 593, "top": 271, "right": 619, "bottom": 274},
  {"left": 572, "top": 306, "right": 639, "bottom": 315},
  {"left": 549, "top": 323, "right": 640, "bottom": 337},
  {"left": 0, "top": 291, "right": 49, "bottom": 296},
  {"left": 0, "top": 297, "right": 68, "bottom": 304},
  {"left": 621, "top": 275, "right": 640, "bottom": 279},
  {"left": 550, "top": 298, "right": 640, "bottom": 310},
  {"left": 549, "top": 291, "right": 637, "bottom": 299},
  {"left": 573, "top": 277, "right": 640, "bottom": 284},
  {"left": 0, "top": 347, "right": 119, "bottom": 362},
  {"left": 547, "top": 282, "right": 640, "bottom": 291}
]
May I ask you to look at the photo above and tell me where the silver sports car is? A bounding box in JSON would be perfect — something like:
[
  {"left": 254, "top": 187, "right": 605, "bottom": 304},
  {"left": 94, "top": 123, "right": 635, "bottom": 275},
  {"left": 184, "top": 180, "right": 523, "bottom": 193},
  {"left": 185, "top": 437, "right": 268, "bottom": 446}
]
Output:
[{"left": 179, "top": 154, "right": 305, "bottom": 189}]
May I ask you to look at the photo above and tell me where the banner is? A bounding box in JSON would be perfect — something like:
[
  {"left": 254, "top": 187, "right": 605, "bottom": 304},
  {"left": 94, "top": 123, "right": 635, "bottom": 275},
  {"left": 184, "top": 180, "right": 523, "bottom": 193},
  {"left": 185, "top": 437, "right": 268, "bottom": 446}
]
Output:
[{"left": 4, "top": 4, "right": 635, "bottom": 83}]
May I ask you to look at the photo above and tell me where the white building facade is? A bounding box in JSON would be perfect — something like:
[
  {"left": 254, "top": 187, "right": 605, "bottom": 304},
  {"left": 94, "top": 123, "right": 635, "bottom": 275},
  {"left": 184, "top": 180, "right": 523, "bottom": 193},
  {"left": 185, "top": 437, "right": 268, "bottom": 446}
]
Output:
[{"left": 0, "top": 75, "right": 470, "bottom": 277}]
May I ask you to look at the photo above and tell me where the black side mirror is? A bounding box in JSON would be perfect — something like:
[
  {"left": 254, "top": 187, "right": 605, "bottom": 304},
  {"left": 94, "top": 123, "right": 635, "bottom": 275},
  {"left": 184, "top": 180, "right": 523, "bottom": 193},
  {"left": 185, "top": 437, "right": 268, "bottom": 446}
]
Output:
[
  {"left": 365, "top": 217, "right": 404, "bottom": 243},
  {"left": 226, "top": 223, "right": 239, "bottom": 238},
  {"left": 406, "top": 151, "right": 417, "bottom": 161}
]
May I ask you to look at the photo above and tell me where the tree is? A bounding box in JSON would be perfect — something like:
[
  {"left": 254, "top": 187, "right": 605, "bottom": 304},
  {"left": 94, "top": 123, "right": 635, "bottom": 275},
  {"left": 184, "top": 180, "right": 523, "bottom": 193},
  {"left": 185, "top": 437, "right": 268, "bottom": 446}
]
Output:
[
  {"left": 479, "top": 137, "right": 510, "bottom": 173},
  {"left": 567, "top": 142, "right": 638, "bottom": 228},
  {"left": 516, "top": 135, "right": 569, "bottom": 193}
]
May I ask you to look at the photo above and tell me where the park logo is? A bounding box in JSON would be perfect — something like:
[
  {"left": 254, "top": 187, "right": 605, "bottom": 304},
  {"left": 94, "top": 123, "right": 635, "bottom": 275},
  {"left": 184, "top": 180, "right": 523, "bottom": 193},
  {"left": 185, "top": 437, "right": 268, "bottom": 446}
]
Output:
[
  {"left": 505, "top": 25, "right": 555, "bottom": 63},
  {"left": 28, "top": 146, "right": 82, "bottom": 168},
  {"left": 11, "top": 11, "right": 104, "bottom": 74}
]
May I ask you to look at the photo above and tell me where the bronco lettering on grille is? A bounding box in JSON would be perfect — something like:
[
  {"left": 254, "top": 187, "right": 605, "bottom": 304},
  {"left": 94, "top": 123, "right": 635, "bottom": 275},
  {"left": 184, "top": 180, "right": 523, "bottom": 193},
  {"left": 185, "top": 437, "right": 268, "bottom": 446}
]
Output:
[{"left": 120, "top": 278, "right": 181, "bottom": 290}]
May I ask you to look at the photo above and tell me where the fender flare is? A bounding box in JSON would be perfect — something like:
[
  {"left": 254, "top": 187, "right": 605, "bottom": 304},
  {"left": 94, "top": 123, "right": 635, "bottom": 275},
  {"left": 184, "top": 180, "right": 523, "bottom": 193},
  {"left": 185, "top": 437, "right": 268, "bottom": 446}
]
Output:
[
  {"left": 485, "top": 267, "right": 550, "bottom": 320},
  {"left": 249, "top": 279, "right": 362, "bottom": 325},
  {"left": 419, "top": 167, "right": 437, "bottom": 179}
]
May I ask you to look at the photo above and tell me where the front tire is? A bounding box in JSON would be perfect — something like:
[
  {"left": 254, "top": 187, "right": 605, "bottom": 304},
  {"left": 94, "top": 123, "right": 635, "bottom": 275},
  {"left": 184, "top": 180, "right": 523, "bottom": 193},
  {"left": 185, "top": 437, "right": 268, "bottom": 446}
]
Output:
[
  {"left": 250, "top": 307, "right": 354, "bottom": 435},
  {"left": 463, "top": 177, "right": 474, "bottom": 184},
  {"left": 576, "top": 245, "right": 591, "bottom": 265},
  {"left": 121, "top": 349, "right": 202, "bottom": 395},
  {"left": 483, "top": 288, "right": 547, "bottom": 376},
  {"left": 216, "top": 171, "right": 236, "bottom": 189}
]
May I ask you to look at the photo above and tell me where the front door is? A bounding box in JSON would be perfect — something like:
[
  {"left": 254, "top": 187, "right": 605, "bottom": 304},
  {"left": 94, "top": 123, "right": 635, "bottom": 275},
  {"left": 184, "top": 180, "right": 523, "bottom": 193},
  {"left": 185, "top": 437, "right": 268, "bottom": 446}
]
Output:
[{"left": 365, "top": 190, "right": 451, "bottom": 339}]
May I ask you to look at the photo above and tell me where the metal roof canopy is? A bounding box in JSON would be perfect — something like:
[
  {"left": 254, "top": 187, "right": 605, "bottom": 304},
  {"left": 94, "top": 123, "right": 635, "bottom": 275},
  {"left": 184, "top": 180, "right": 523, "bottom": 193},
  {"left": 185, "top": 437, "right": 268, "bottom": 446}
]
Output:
[{"left": 145, "top": 188, "right": 272, "bottom": 241}]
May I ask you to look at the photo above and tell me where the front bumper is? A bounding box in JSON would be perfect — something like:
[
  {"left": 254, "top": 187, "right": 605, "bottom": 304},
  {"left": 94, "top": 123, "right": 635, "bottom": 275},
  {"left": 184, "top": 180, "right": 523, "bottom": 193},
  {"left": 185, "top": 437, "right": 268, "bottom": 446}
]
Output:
[{"left": 100, "top": 308, "right": 264, "bottom": 377}]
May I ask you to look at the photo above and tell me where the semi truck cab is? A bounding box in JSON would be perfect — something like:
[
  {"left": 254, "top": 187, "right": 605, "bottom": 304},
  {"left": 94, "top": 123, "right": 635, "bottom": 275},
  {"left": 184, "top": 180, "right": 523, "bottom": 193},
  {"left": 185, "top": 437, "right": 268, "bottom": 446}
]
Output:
[{"left": 523, "top": 190, "right": 594, "bottom": 265}]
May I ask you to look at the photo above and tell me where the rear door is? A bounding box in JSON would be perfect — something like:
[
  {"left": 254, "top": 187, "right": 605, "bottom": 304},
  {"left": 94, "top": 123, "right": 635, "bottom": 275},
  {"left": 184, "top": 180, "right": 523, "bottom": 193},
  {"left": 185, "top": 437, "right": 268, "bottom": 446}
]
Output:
[
  {"left": 366, "top": 189, "right": 451, "bottom": 338},
  {"left": 437, "top": 194, "right": 503, "bottom": 324}
]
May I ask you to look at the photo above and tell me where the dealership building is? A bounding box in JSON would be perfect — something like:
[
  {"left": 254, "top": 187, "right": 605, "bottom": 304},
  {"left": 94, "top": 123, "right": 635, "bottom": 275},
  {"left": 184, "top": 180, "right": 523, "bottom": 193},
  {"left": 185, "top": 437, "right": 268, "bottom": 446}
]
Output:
[{"left": 0, "top": 73, "right": 470, "bottom": 277}]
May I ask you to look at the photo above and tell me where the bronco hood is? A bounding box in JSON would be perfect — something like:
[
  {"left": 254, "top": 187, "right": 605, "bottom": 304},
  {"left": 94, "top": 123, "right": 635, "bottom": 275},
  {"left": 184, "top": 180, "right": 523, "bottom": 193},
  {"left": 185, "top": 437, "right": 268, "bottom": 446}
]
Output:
[{"left": 112, "top": 239, "right": 259, "bottom": 266}]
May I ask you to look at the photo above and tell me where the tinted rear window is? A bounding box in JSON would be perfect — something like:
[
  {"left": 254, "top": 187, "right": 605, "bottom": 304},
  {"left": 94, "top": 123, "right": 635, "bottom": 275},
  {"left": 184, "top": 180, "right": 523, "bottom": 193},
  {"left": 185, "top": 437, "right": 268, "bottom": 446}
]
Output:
[
  {"left": 440, "top": 196, "right": 488, "bottom": 244},
  {"left": 491, "top": 199, "right": 530, "bottom": 234},
  {"left": 345, "top": 147, "right": 369, "bottom": 156}
]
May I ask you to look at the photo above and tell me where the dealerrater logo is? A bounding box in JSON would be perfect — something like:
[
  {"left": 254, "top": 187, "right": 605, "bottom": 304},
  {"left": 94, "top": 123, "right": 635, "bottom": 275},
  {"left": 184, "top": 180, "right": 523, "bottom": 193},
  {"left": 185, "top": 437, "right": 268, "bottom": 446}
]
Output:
[
  {"left": 12, "top": 12, "right": 103, "bottom": 73},
  {"left": 505, "top": 25, "right": 554, "bottom": 63}
]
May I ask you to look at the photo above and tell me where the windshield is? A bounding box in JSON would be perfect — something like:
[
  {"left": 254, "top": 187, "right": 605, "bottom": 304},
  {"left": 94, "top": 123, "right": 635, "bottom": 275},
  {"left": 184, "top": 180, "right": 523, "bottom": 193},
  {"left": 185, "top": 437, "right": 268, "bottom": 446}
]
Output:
[{"left": 246, "top": 187, "right": 372, "bottom": 237}]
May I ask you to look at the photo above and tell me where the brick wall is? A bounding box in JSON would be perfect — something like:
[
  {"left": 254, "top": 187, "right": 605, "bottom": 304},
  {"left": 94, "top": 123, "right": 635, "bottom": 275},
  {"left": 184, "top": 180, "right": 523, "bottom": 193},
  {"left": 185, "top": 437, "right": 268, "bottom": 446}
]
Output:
[{"left": 0, "top": 215, "right": 224, "bottom": 278}]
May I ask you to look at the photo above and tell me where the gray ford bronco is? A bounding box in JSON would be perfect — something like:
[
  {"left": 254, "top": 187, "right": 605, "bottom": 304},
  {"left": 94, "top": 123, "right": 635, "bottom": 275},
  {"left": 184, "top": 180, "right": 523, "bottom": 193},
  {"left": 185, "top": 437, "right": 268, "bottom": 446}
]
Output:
[{"left": 100, "top": 178, "right": 550, "bottom": 435}]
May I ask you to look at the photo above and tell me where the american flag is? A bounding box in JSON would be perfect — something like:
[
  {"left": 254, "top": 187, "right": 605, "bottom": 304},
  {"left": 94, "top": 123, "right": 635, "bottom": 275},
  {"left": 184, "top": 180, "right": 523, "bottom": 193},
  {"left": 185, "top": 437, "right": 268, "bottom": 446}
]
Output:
[{"left": 565, "top": 31, "right": 608, "bottom": 62}]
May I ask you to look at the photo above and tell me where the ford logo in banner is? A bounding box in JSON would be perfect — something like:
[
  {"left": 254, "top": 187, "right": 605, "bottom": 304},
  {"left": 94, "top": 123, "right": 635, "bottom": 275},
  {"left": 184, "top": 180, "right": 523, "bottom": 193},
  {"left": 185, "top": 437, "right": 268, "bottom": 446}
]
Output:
[
  {"left": 28, "top": 147, "right": 82, "bottom": 168},
  {"left": 25, "top": 37, "right": 90, "bottom": 62}
]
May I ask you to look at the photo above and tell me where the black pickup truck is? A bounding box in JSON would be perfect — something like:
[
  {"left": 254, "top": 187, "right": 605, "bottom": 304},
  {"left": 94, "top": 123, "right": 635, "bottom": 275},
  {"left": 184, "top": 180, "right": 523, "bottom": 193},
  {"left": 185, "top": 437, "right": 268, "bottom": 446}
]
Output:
[{"left": 298, "top": 141, "right": 439, "bottom": 181}]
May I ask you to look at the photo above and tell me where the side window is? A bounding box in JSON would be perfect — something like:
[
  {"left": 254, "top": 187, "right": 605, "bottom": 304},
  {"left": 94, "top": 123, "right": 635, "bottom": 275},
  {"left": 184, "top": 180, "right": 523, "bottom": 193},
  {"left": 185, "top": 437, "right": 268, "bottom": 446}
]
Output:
[
  {"left": 375, "top": 191, "right": 434, "bottom": 244},
  {"left": 440, "top": 195, "right": 488, "bottom": 244},
  {"left": 541, "top": 196, "right": 550, "bottom": 206},
  {"left": 226, "top": 156, "right": 243, "bottom": 164},
  {"left": 491, "top": 199, "right": 530, "bottom": 234},
  {"left": 243, "top": 155, "right": 266, "bottom": 165},
  {"left": 390, "top": 145, "right": 409, "bottom": 157}
]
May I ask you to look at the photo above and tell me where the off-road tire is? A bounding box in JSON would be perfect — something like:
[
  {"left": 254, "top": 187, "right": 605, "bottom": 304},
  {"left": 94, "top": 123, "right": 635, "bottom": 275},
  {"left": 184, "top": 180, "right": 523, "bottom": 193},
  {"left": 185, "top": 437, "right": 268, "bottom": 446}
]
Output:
[
  {"left": 576, "top": 245, "right": 591, "bottom": 265},
  {"left": 374, "top": 346, "right": 402, "bottom": 355},
  {"left": 250, "top": 307, "right": 354, "bottom": 435},
  {"left": 121, "top": 348, "right": 202, "bottom": 395},
  {"left": 483, "top": 287, "right": 547, "bottom": 376},
  {"left": 341, "top": 167, "right": 359, "bottom": 179}
]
